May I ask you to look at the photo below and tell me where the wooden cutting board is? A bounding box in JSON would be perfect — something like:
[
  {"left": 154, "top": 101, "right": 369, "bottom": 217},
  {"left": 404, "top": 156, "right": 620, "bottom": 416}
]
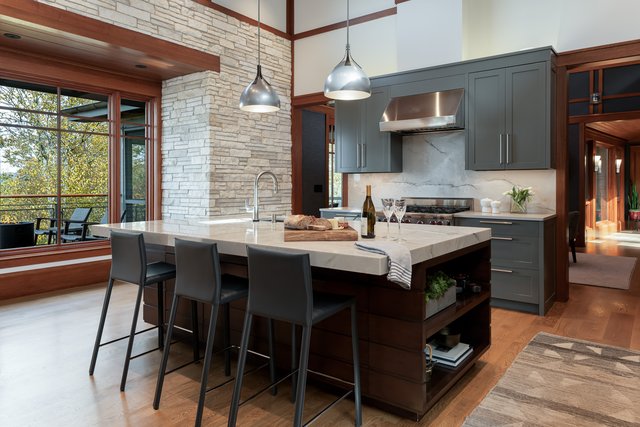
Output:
[{"left": 284, "top": 226, "right": 358, "bottom": 242}]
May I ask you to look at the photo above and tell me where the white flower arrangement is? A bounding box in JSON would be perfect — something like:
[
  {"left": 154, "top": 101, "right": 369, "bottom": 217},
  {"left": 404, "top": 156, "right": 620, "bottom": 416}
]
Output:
[{"left": 503, "top": 186, "right": 534, "bottom": 213}]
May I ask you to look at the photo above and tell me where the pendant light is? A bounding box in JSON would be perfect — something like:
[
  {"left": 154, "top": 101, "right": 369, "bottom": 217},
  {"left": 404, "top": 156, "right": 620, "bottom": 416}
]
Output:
[
  {"left": 324, "top": 0, "right": 371, "bottom": 100},
  {"left": 239, "top": 0, "right": 280, "bottom": 113}
]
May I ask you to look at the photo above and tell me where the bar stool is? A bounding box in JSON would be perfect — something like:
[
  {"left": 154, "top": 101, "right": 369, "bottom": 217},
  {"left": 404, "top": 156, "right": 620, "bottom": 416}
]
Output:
[
  {"left": 228, "top": 246, "right": 362, "bottom": 427},
  {"left": 89, "top": 230, "right": 176, "bottom": 392},
  {"left": 153, "top": 239, "right": 277, "bottom": 427}
]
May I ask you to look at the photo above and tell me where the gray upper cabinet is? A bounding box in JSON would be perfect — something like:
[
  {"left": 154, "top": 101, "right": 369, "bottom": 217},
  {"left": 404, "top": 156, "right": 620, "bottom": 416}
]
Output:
[
  {"left": 336, "top": 86, "right": 401, "bottom": 173},
  {"left": 335, "top": 98, "right": 363, "bottom": 173},
  {"left": 467, "top": 61, "right": 553, "bottom": 170}
]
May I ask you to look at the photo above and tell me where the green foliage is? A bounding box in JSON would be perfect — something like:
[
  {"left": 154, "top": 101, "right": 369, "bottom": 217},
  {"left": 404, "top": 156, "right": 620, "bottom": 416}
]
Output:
[
  {"left": 0, "top": 85, "right": 109, "bottom": 223},
  {"left": 629, "top": 182, "right": 639, "bottom": 210},
  {"left": 425, "top": 271, "right": 455, "bottom": 302}
]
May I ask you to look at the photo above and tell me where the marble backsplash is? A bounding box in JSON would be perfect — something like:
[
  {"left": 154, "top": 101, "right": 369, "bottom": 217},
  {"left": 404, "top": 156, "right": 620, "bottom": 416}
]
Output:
[{"left": 348, "top": 131, "right": 556, "bottom": 213}]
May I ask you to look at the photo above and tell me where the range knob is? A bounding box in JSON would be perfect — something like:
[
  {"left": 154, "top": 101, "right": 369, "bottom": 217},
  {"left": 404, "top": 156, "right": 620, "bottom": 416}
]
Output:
[
  {"left": 436, "top": 220, "right": 444, "bottom": 225},
  {"left": 402, "top": 218, "right": 412, "bottom": 223},
  {"left": 416, "top": 219, "right": 424, "bottom": 225},
  {"left": 429, "top": 219, "right": 437, "bottom": 225},
  {"left": 390, "top": 217, "right": 398, "bottom": 223}
]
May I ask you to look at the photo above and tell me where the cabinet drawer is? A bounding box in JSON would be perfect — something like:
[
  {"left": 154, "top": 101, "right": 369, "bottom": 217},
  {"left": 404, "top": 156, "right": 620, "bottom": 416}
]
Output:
[
  {"left": 491, "top": 235, "right": 539, "bottom": 266},
  {"left": 491, "top": 267, "right": 538, "bottom": 304},
  {"left": 455, "top": 217, "right": 538, "bottom": 237}
]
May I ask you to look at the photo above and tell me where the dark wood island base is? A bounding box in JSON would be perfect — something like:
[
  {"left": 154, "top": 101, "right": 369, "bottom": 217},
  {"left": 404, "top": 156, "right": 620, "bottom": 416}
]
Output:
[{"left": 143, "top": 240, "right": 491, "bottom": 420}]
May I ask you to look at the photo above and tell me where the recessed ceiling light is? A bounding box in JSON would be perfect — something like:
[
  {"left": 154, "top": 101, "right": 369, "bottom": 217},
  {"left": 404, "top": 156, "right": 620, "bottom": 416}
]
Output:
[
  {"left": 3, "top": 33, "right": 22, "bottom": 40},
  {"left": 134, "top": 64, "right": 147, "bottom": 69}
]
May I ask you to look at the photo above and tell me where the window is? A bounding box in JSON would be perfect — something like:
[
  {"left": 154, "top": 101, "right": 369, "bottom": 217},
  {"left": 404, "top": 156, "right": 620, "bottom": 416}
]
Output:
[{"left": 0, "top": 78, "right": 152, "bottom": 250}]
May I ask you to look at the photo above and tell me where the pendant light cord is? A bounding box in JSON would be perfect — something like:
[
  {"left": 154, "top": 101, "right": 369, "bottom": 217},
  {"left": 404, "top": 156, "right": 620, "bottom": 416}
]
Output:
[
  {"left": 346, "top": 0, "right": 350, "bottom": 49},
  {"left": 257, "top": 0, "right": 261, "bottom": 66}
]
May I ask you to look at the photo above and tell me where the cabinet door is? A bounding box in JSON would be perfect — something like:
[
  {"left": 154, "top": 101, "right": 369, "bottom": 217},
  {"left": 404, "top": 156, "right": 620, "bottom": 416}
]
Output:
[
  {"left": 362, "top": 87, "right": 401, "bottom": 173},
  {"left": 467, "top": 69, "right": 506, "bottom": 170},
  {"left": 335, "top": 99, "right": 364, "bottom": 173},
  {"left": 505, "top": 62, "right": 548, "bottom": 169}
]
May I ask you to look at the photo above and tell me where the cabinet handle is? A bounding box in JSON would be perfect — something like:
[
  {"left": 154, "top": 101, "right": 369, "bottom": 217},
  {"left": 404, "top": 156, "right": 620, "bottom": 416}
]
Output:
[
  {"left": 362, "top": 144, "right": 366, "bottom": 168},
  {"left": 479, "top": 220, "right": 513, "bottom": 225},
  {"left": 491, "top": 268, "right": 513, "bottom": 274},
  {"left": 492, "top": 236, "right": 513, "bottom": 241},
  {"left": 499, "top": 134, "right": 503, "bottom": 164},
  {"left": 506, "top": 134, "right": 510, "bottom": 165},
  {"left": 356, "top": 144, "right": 361, "bottom": 168}
]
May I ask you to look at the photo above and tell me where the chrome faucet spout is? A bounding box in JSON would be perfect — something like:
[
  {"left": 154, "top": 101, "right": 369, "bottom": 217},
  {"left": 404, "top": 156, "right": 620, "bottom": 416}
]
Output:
[{"left": 252, "top": 171, "right": 279, "bottom": 221}]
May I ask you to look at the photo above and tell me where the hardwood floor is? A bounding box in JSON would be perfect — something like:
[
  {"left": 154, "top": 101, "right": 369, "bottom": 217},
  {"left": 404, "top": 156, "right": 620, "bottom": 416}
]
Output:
[{"left": 1, "top": 245, "right": 639, "bottom": 426}]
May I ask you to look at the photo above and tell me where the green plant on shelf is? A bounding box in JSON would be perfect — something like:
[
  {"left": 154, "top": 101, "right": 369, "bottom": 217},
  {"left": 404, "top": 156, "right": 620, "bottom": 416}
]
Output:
[{"left": 425, "top": 271, "right": 455, "bottom": 302}]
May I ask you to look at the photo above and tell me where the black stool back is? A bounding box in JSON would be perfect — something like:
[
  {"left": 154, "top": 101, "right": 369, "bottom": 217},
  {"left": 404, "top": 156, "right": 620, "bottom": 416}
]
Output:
[
  {"left": 247, "top": 248, "right": 313, "bottom": 325},
  {"left": 110, "top": 230, "right": 146, "bottom": 284}
]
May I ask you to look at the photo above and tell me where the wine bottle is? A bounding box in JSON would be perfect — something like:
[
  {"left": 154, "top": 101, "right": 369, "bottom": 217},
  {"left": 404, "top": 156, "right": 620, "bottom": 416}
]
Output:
[{"left": 361, "top": 185, "right": 376, "bottom": 238}]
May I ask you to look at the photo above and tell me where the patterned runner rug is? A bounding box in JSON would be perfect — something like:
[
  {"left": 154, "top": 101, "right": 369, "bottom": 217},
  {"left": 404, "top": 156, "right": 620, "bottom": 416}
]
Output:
[{"left": 463, "top": 333, "right": 640, "bottom": 426}]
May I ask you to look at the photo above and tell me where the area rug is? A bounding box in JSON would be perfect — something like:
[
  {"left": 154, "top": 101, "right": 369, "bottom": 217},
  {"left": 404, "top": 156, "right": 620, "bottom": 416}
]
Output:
[
  {"left": 463, "top": 333, "right": 640, "bottom": 426},
  {"left": 568, "top": 252, "right": 636, "bottom": 290}
]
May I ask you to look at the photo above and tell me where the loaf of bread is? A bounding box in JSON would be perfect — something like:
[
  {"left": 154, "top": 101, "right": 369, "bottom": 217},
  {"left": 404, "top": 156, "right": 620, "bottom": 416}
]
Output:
[{"left": 284, "top": 215, "right": 333, "bottom": 231}]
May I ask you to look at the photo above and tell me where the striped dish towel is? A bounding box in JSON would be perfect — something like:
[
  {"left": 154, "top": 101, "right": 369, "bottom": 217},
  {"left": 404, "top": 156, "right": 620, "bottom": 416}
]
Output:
[{"left": 354, "top": 241, "right": 412, "bottom": 289}]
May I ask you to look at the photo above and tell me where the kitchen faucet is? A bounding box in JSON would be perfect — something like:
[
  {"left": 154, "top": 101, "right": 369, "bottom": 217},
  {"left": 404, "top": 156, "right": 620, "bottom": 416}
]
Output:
[{"left": 249, "top": 171, "right": 279, "bottom": 222}]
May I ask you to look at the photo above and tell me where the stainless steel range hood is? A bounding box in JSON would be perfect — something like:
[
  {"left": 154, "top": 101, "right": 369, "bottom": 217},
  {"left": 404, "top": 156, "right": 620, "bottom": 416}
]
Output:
[{"left": 379, "top": 88, "right": 464, "bottom": 133}]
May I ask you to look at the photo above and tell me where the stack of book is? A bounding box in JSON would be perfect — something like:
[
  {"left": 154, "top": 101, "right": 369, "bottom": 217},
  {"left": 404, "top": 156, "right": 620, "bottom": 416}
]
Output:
[{"left": 427, "top": 341, "right": 473, "bottom": 369}]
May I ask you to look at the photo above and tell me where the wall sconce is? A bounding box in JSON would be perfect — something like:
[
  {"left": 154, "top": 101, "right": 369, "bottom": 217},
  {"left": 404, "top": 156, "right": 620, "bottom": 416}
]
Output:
[
  {"left": 616, "top": 158, "right": 622, "bottom": 174},
  {"left": 594, "top": 154, "right": 601, "bottom": 173},
  {"left": 590, "top": 92, "right": 601, "bottom": 104}
]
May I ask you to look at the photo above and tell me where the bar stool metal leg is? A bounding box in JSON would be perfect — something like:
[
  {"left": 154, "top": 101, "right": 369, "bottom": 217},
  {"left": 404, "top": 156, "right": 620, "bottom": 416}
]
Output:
[
  {"left": 351, "top": 303, "right": 362, "bottom": 427},
  {"left": 153, "top": 294, "right": 180, "bottom": 409},
  {"left": 157, "top": 282, "right": 165, "bottom": 348},
  {"left": 228, "top": 311, "right": 253, "bottom": 427},
  {"left": 192, "top": 300, "right": 200, "bottom": 362},
  {"left": 194, "top": 303, "right": 220, "bottom": 427},
  {"left": 120, "top": 284, "right": 145, "bottom": 392},
  {"left": 290, "top": 324, "right": 297, "bottom": 403},
  {"left": 267, "top": 318, "right": 277, "bottom": 396},
  {"left": 223, "top": 303, "right": 231, "bottom": 376},
  {"left": 89, "top": 278, "right": 115, "bottom": 375},
  {"left": 293, "top": 325, "right": 312, "bottom": 427}
]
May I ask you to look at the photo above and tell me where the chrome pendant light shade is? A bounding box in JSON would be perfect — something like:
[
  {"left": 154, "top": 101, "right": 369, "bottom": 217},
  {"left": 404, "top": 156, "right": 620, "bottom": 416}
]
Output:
[
  {"left": 239, "top": 65, "right": 280, "bottom": 112},
  {"left": 239, "top": 0, "right": 280, "bottom": 113},
  {"left": 324, "top": 0, "right": 370, "bottom": 100}
]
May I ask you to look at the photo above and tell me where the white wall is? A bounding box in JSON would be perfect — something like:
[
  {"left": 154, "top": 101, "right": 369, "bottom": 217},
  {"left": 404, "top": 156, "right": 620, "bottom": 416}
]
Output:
[
  {"left": 214, "top": 0, "right": 287, "bottom": 33},
  {"left": 294, "top": 0, "right": 394, "bottom": 33},
  {"left": 396, "top": 0, "right": 462, "bottom": 72}
]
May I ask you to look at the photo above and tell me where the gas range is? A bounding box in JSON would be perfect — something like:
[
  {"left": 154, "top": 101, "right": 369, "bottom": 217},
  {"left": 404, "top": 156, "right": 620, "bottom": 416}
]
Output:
[{"left": 377, "top": 197, "right": 473, "bottom": 226}]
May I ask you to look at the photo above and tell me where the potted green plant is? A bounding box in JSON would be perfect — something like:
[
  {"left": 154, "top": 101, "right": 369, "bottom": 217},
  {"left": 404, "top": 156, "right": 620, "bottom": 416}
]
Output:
[
  {"left": 629, "top": 182, "right": 640, "bottom": 221},
  {"left": 425, "top": 271, "right": 456, "bottom": 318}
]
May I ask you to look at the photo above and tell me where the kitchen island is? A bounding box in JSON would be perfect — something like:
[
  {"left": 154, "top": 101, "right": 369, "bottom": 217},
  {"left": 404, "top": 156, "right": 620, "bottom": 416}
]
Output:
[{"left": 93, "top": 219, "right": 491, "bottom": 420}]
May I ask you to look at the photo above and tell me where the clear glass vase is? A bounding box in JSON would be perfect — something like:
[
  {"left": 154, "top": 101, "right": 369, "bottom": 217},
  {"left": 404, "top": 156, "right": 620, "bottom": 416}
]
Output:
[{"left": 510, "top": 199, "right": 528, "bottom": 213}]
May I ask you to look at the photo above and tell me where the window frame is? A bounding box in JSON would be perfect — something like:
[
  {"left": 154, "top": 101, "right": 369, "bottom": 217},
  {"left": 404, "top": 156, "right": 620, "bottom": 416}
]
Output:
[{"left": 0, "top": 55, "right": 161, "bottom": 262}]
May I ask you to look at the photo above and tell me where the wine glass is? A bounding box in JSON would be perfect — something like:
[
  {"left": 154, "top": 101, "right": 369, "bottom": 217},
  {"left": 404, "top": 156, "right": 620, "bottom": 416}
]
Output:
[
  {"left": 381, "top": 198, "right": 395, "bottom": 239},
  {"left": 394, "top": 199, "right": 407, "bottom": 242}
]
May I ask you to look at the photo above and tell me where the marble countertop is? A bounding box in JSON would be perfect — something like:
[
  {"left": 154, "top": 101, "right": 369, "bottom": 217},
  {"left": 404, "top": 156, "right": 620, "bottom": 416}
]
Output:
[
  {"left": 454, "top": 211, "right": 557, "bottom": 221},
  {"left": 93, "top": 218, "right": 490, "bottom": 276}
]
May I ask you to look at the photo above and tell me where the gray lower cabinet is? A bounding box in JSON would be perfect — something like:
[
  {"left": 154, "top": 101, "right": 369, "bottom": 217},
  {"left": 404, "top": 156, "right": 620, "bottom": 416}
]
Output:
[
  {"left": 454, "top": 216, "right": 557, "bottom": 315},
  {"left": 335, "top": 87, "right": 402, "bottom": 173},
  {"left": 467, "top": 61, "right": 552, "bottom": 170}
]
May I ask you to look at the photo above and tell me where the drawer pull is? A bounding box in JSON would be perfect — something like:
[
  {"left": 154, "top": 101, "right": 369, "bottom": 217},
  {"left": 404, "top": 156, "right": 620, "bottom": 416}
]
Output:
[
  {"left": 480, "top": 220, "right": 513, "bottom": 225},
  {"left": 492, "top": 236, "right": 513, "bottom": 241},
  {"left": 491, "top": 268, "right": 513, "bottom": 274}
]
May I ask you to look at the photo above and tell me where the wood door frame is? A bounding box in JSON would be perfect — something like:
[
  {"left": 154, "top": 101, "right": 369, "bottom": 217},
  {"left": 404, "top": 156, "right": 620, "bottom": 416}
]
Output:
[
  {"left": 556, "top": 38, "right": 640, "bottom": 301},
  {"left": 291, "top": 93, "right": 348, "bottom": 214}
]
